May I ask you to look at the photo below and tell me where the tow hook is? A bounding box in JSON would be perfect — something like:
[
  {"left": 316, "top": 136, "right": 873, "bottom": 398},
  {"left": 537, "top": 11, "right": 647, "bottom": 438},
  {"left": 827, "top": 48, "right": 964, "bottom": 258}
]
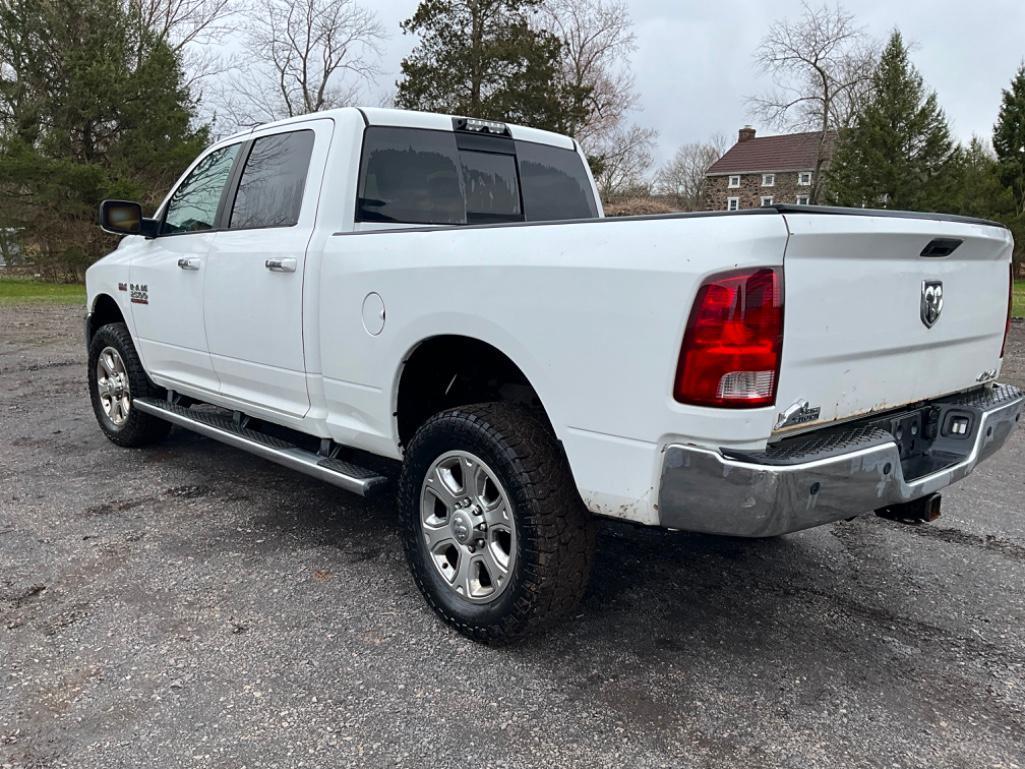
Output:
[{"left": 875, "top": 493, "right": 942, "bottom": 525}]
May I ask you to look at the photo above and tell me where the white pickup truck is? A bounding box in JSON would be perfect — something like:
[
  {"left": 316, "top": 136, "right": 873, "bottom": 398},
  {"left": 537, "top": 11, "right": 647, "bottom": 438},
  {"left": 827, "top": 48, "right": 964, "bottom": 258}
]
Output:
[{"left": 88, "top": 107, "right": 1022, "bottom": 641}]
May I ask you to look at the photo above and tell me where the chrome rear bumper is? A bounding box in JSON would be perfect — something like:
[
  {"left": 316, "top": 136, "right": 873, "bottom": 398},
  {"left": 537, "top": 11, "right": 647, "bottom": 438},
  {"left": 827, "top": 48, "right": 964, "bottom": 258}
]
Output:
[{"left": 658, "top": 384, "right": 1024, "bottom": 537}]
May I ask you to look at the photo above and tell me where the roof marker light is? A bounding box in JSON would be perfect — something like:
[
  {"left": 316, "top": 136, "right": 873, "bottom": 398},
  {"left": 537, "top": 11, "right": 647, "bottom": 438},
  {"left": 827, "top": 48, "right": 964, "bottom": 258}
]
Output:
[{"left": 453, "top": 117, "right": 510, "bottom": 136}]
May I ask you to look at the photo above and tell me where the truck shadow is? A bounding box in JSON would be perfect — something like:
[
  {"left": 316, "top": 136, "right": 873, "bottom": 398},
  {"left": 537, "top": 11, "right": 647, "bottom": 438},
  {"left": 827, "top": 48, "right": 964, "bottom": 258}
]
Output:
[
  {"left": 167, "top": 428, "right": 943, "bottom": 642},
  {"left": 515, "top": 518, "right": 1025, "bottom": 743}
]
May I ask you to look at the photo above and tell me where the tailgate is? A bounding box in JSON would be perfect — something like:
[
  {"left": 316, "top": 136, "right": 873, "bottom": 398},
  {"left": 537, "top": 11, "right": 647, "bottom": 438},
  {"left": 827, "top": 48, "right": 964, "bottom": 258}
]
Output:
[{"left": 774, "top": 211, "right": 1012, "bottom": 433}]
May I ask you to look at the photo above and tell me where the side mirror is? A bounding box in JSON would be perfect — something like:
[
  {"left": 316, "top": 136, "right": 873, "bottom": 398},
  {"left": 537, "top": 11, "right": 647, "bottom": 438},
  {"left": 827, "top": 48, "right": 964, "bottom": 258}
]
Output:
[{"left": 98, "top": 200, "right": 159, "bottom": 238}]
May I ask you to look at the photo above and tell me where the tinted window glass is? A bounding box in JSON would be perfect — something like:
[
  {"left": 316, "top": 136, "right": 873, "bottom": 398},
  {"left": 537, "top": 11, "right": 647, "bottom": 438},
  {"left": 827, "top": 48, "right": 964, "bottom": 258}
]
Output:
[
  {"left": 515, "top": 141, "right": 598, "bottom": 221},
  {"left": 358, "top": 128, "right": 465, "bottom": 225},
  {"left": 163, "top": 144, "right": 240, "bottom": 234},
  {"left": 356, "top": 128, "right": 598, "bottom": 226},
  {"left": 460, "top": 150, "right": 521, "bottom": 223},
  {"left": 230, "top": 130, "right": 315, "bottom": 229}
]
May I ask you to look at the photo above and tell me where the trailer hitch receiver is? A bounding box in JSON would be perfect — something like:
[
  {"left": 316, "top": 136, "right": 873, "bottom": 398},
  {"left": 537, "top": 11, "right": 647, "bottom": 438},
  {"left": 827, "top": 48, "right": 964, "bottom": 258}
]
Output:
[{"left": 875, "top": 493, "right": 942, "bottom": 525}]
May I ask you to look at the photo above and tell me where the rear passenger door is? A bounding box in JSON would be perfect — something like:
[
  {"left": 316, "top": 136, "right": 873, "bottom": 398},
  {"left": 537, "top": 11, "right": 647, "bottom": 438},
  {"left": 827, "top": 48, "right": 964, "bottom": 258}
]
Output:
[{"left": 203, "top": 119, "right": 332, "bottom": 418}]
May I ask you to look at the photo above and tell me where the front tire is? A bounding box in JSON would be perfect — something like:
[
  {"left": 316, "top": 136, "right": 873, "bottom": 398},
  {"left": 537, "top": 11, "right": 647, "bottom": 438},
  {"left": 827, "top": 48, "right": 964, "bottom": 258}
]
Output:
[
  {"left": 88, "top": 322, "right": 171, "bottom": 447},
  {"left": 398, "top": 403, "right": 596, "bottom": 643}
]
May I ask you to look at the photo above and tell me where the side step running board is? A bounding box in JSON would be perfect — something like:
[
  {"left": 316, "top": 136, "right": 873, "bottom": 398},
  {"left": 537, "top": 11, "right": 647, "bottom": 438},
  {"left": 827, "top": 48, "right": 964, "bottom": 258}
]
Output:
[{"left": 134, "top": 398, "right": 389, "bottom": 497}]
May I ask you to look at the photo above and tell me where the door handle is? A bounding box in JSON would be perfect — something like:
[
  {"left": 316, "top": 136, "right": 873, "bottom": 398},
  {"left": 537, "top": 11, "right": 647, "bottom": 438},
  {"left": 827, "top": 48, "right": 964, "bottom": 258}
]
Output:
[
  {"left": 265, "top": 257, "right": 297, "bottom": 273},
  {"left": 177, "top": 257, "right": 200, "bottom": 270}
]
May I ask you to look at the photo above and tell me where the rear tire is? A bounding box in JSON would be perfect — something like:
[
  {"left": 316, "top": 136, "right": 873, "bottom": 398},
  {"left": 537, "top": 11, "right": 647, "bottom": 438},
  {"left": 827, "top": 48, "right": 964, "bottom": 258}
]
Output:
[
  {"left": 398, "top": 403, "right": 596, "bottom": 643},
  {"left": 88, "top": 322, "right": 171, "bottom": 447}
]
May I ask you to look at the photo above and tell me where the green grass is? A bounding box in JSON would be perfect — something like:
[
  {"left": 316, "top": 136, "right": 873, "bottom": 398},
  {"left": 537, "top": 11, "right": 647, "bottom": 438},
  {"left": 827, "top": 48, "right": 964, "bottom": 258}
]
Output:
[
  {"left": 0, "top": 277, "right": 85, "bottom": 304},
  {"left": 1014, "top": 279, "right": 1025, "bottom": 319}
]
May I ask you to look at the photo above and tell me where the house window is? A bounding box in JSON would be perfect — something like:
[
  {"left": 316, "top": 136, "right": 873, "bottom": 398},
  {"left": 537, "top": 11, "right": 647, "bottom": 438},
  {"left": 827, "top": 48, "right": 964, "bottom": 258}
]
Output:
[
  {"left": 760, "top": 196, "right": 774, "bottom": 207},
  {"left": 795, "top": 195, "right": 810, "bottom": 205},
  {"left": 727, "top": 175, "right": 741, "bottom": 188},
  {"left": 762, "top": 173, "right": 775, "bottom": 187},
  {"left": 798, "top": 172, "right": 812, "bottom": 186},
  {"left": 726, "top": 197, "right": 740, "bottom": 211}
]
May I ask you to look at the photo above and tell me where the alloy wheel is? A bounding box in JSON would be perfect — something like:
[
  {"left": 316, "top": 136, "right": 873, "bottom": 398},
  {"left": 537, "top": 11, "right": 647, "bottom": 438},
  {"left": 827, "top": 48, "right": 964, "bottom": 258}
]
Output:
[
  {"left": 419, "top": 450, "right": 517, "bottom": 603},
  {"left": 95, "top": 346, "right": 131, "bottom": 426}
]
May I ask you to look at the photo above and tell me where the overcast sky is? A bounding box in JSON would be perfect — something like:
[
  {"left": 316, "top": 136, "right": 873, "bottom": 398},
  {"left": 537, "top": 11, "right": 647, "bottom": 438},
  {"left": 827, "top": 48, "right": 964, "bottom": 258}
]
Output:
[{"left": 366, "top": 0, "right": 1025, "bottom": 167}]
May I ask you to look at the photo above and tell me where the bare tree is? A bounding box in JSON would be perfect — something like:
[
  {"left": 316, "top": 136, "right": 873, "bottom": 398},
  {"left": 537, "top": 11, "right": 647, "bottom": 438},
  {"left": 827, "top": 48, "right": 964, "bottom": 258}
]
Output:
[
  {"left": 126, "top": 0, "right": 238, "bottom": 94},
  {"left": 128, "top": 0, "right": 235, "bottom": 52},
  {"left": 221, "top": 0, "right": 384, "bottom": 128},
  {"left": 750, "top": 2, "right": 876, "bottom": 202},
  {"left": 589, "top": 124, "right": 657, "bottom": 200},
  {"left": 539, "top": 0, "right": 638, "bottom": 147},
  {"left": 653, "top": 135, "right": 728, "bottom": 210}
]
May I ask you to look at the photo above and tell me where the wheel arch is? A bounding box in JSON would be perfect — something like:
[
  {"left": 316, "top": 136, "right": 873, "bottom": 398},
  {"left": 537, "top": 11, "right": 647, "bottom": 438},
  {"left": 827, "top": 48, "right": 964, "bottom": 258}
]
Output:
[
  {"left": 86, "top": 293, "right": 127, "bottom": 344},
  {"left": 394, "top": 334, "right": 562, "bottom": 452}
]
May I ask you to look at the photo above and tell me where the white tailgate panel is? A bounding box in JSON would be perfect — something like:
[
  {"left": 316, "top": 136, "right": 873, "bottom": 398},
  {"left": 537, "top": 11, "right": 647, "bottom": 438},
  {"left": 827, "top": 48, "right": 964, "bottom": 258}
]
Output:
[{"left": 776, "top": 213, "right": 1012, "bottom": 432}]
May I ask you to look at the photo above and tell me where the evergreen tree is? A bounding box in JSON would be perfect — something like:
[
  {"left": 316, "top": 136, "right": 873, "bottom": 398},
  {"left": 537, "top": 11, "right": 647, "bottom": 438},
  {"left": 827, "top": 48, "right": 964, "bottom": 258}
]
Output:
[
  {"left": 948, "top": 136, "right": 1024, "bottom": 271},
  {"left": 949, "top": 138, "right": 1017, "bottom": 219},
  {"left": 0, "top": 0, "right": 207, "bottom": 280},
  {"left": 993, "top": 63, "right": 1025, "bottom": 216},
  {"left": 828, "top": 31, "right": 957, "bottom": 211},
  {"left": 395, "top": 0, "right": 589, "bottom": 133}
]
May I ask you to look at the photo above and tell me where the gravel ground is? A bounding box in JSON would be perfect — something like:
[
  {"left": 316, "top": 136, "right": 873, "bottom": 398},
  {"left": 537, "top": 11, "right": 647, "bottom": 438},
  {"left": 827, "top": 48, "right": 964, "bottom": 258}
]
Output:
[{"left": 2, "top": 304, "right": 1024, "bottom": 769}]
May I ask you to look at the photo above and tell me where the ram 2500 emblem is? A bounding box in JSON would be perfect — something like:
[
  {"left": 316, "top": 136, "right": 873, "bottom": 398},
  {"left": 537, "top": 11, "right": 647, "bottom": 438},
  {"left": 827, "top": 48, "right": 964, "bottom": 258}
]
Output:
[
  {"left": 130, "top": 283, "right": 149, "bottom": 305},
  {"left": 921, "top": 280, "right": 943, "bottom": 328}
]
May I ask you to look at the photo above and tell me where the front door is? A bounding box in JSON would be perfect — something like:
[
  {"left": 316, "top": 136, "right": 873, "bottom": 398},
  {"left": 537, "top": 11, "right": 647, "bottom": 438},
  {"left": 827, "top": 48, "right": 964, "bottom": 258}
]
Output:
[
  {"left": 203, "top": 120, "right": 331, "bottom": 417},
  {"left": 130, "top": 142, "right": 242, "bottom": 393}
]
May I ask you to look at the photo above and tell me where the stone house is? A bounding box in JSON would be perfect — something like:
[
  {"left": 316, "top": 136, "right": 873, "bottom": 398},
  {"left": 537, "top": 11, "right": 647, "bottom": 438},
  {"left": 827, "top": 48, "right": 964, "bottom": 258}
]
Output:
[{"left": 704, "top": 127, "right": 834, "bottom": 211}]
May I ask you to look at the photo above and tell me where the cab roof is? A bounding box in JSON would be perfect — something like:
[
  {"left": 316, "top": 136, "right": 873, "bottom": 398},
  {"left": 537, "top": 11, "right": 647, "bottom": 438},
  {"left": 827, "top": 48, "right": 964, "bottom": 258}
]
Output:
[{"left": 227, "top": 107, "right": 577, "bottom": 152}]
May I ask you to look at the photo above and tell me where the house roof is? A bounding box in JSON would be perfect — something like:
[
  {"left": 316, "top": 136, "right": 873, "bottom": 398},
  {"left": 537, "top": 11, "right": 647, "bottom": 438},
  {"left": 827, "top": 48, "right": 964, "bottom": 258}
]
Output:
[{"left": 707, "top": 131, "right": 834, "bottom": 175}]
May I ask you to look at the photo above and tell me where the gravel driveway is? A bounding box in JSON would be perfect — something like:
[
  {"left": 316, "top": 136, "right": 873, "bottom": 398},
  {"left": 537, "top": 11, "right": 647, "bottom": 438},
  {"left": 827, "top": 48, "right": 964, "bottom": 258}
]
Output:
[{"left": 2, "top": 303, "right": 1024, "bottom": 769}]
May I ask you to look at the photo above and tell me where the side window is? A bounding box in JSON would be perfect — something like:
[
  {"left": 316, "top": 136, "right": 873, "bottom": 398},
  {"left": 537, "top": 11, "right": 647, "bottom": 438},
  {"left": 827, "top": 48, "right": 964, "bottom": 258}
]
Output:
[
  {"left": 162, "top": 144, "right": 240, "bottom": 234},
  {"left": 357, "top": 127, "right": 465, "bottom": 225},
  {"left": 515, "top": 141, "right": 598, "bottom": 221},
  {"left": 229, "top": 130, "right": 315, "bottom": 229}
]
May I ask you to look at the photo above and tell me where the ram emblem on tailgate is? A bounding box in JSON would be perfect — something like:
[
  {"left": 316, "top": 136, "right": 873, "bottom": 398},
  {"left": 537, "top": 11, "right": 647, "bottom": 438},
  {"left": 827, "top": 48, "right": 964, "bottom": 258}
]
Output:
[{"left": 921, "top": 280, "right": 943, "bottom": 328}]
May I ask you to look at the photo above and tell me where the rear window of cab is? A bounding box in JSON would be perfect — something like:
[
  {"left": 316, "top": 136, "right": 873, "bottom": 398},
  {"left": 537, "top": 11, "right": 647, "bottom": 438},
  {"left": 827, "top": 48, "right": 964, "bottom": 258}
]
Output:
[{"left": 356, "top": 126, "right": 598, "bottom": 226}]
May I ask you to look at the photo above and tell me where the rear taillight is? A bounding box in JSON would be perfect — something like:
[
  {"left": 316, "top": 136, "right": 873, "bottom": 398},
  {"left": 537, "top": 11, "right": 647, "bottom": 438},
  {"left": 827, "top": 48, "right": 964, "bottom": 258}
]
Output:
[
  {"left": 1001, "top": 264, "right": 1012, "bottom": 358},
  {"left": 674, "top": 267, "right": 784, "bottom": 408}
]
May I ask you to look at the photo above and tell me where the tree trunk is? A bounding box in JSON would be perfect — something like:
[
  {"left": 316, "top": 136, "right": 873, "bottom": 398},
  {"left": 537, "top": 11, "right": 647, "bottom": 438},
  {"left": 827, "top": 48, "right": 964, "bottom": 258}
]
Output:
[{"left": 469, "top": 0, "right": 484, "bottom": 111}]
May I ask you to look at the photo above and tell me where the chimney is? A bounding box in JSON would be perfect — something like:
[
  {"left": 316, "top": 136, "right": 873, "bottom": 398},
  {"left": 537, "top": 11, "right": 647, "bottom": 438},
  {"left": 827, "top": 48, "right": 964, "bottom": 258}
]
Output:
[{"left": 738, "top": 126, "right": 756, "bottom": 143}]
